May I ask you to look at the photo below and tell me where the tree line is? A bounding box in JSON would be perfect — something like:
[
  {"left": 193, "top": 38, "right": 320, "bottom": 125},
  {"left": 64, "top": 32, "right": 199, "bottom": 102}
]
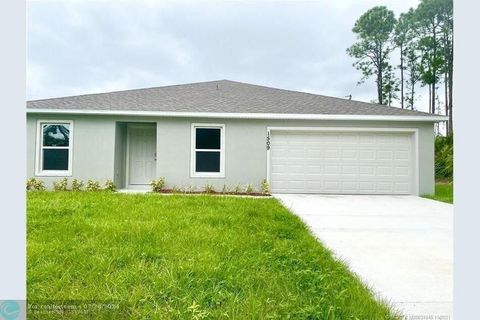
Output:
[{"left": 347, "top": 0, "right": 453, "bottom": 135}]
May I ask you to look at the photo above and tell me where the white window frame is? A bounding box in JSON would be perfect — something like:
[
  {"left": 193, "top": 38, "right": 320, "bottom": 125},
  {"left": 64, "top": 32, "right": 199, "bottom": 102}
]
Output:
[
  {"left": 35, "top": 120, "right": 74, "bottom": 176},
  {"left": 190, "top": 123, "right": 225, "bottom": 178}
]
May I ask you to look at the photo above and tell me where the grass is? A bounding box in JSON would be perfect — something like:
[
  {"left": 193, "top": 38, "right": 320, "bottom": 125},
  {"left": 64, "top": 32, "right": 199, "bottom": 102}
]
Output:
[
  {"left": 423, "top": 182, "right": 453, "bottom": 204},
  {"left": 28, "top": 192, "right": 398, "bottom": 319}
]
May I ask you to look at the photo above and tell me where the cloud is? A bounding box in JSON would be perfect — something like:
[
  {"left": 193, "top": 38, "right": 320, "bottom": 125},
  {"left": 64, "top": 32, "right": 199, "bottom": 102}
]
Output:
[{"left": 28, "top": 0, "right": 431, "bottom": 111}]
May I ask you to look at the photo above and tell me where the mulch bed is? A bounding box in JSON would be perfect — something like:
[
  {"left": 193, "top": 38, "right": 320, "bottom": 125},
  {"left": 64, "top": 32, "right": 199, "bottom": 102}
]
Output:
[{"left": 152, "top": 189, "right": 271, "bottom": 197}]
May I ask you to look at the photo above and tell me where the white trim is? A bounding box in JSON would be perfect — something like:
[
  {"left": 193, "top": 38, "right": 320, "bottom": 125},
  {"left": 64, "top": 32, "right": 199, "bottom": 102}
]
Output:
[
  {"left": 266, "top": 129, "right": 271, "bottom": 189},
  {"left": 125, "top": 125, "right": 131, "bottom": 187},
  {"left": 190, "top": 123, "right": 225, "bottom": 178},
  {"left": 266, "top": 126, "right": 420, "bottom": 196},
  {"left": 267, "top": 126, "right": 419, "bottom": 132},
  {"left": 27, "top": 108, "right": 448, "bottom": 122},
  {"left": 35, "top": 120, "right": 74, "bottom": 177}
]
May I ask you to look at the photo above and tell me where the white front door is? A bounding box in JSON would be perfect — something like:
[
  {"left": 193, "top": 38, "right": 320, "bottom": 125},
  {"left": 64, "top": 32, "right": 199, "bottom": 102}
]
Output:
[{"left": 128, "top": 125, "right": 156, "bottom": 185}]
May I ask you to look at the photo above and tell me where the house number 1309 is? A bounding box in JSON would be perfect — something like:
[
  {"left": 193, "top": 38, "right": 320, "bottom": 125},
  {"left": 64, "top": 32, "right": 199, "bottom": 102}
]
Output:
[{"left": 266, "top": 131, "right": 271, "bottom": 150}]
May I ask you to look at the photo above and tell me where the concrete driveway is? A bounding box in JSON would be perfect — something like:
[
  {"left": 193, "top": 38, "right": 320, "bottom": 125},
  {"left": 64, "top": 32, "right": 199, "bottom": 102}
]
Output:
[{"left": 275, "top": 194, "right": 453, "bottom": 319}]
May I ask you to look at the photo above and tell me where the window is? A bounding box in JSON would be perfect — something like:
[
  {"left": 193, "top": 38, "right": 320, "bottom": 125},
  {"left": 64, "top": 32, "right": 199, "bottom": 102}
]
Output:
[
  {"left": 191, "top": 124, "right": 225, "bottom": 177},
  {"left": 36, "top": 121, "right": 73, "bottom": 176}
]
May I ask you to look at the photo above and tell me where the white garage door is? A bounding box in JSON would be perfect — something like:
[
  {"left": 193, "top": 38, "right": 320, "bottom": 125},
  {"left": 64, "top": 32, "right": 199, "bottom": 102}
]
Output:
[{"left": 269, "top": 130, "right": 415, "bottom": 194}]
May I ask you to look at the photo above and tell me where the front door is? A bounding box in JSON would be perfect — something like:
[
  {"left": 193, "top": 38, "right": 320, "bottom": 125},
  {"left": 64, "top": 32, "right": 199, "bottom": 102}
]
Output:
[{"left": 128, "top": 125, "right": 156, "bottom": 185}]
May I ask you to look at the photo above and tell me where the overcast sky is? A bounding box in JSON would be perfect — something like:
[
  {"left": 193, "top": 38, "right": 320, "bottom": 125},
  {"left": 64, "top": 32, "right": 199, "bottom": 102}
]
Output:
[{"left": 28, "top": 0, "right": 430, "bottom": 111}]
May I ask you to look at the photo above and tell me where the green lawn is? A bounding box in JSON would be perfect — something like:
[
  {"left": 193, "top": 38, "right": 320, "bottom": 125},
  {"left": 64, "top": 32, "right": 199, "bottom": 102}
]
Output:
[
  {"left": 28, "top": 192, "right": 398, "bottom": 319},
  {"left": 423, "top": 182, "right": 453, "bottom": 204}
]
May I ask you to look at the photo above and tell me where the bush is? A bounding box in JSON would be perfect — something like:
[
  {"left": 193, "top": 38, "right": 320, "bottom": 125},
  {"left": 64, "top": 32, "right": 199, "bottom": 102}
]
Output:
[
  {"left": 233, "top": 184, "right": 242, "bottom": 194},
  {"left": 27, "top": 178, "right": 46, "bottom": 191},
  {"left": 245, "top": 184, "right": 254, "bottom": 194},
  {"left": 150, "top": 178, "right": 165, "bottom": 193},
  {"left": 261, "top": 179, "right": 270, "bottom": 195},
  {"left": 204, "top": 184, "right": 215, "bottom": 194},
  {"left": 171, "top": 186, "right": 183, "bottom": 193},
  {"left": 71, "top": 179, "right": 84, "bottom": 191},
  {"left": 104, "top": 179, "right": 116, "bottom": 192},
  {"left": 52, "top": 178, "right": 69, "bottom": 191},
  {"left": 221, "top": 184, "right": 229, "bottom": 194},
  {"left": 435, "top": 134, "right": 453, "bottom": 181},
  {"left": 86, "top": 180, "right": 101, "bottom": 191}
]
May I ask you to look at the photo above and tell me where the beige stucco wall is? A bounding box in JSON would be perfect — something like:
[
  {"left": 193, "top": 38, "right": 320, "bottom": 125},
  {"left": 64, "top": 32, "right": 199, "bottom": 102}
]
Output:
[{"left": 27, "top": 114, "right": 435, "bottom": 195}]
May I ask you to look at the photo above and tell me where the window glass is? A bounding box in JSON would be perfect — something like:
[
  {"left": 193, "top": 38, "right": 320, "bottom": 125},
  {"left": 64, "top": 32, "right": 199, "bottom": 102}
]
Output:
[
  {"left": 195, "top": 151, "right": 220, "bottom": 172},
  {"left": 43, "top": 124, "right": 70, "bottom": 147},
  {"left": 43, "top": 149, "right": 69, "bottom": 170},
  {"left": 196, "top": 128, "right": 220, "bottom": 149}
]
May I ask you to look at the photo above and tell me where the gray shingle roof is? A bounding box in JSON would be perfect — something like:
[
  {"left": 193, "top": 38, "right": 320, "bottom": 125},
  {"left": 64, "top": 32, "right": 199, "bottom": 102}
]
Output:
[{"left": 27, "top": 79, "right": 434, "bottom": 117}]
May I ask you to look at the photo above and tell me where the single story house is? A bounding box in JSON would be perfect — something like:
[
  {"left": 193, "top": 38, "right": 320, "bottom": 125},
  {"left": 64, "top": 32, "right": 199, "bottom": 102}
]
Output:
[{"left": 26, "top": 80, "right": 447, "bottom": 195}]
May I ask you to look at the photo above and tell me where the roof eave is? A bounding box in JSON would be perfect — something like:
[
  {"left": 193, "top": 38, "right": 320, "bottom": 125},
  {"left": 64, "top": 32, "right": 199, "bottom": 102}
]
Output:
[{"left": 26, "top": 108, "right": 448, "bottom": 122}]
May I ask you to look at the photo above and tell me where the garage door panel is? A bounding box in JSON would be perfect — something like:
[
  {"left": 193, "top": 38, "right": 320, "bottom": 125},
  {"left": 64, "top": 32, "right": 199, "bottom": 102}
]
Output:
[
  {"left": 324, "top": 181, "right": 341, "bottom": 192},
  {"left": 342, "top": 149, "right": 357, "bottom": 160},
  {"left": 395, "top": 166, "right": 410, "bottom": 176},
  {"left": 306, "top": 165, "right": 322, "bottom": 174},
  {"left": 377, "top": 182, "right": 394, "bottom": 193},
  {"left": 342, "top": 165, "right": 358, "bottom": 175},
  {"left": 306, "top": 149, "right": 323, "bottom": 158},
  {"left": 305, "top": 181, "right": 323, "bottom": 190},
  {"left": 270, "top": 131, "right": 414, "bottom": 195},
  {"left": 359, "top": 150, "right": 376, "bottom": 160},
  {"left": 324, "top": 165, "right": 341, "bottom": 174},
  {"left": 359, "top": 181, "right": 376, "bottom": 192},
  {"left": 325, "top": 149, "right": 340, "bottom": 159},
  {"left": 377, "top": 150, "right": 394, "bottom": 160},
  {"left": 359, "top": 166, "right": 375, "bottom": 176},
  {"left": 395, "top": 150, "right": 410, "bottom": 160},
  {"left": 341, "top": 181, "right": 358, "bottom": 192}
]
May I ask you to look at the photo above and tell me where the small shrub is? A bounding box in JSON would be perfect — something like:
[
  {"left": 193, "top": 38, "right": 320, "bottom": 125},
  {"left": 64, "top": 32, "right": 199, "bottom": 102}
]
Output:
[
  {"left": 104, "top": 179, "right": 116, "bottom": 192},
  {"left": 36, "top": 180, "right": 46, "bottom": 191},
  {"left": 221, "top": 184, "right": 229, "bottom": 194},
  {"left": 171, "top": 186, "right": 182, "bottom": 193},
  {"left": 150, "top": 178, "right": 165, "bottom": 193},
  {"left": 86, "top": 180, "right": 101, "bottom": 191},
  {"left": 52, "top": 178, "right": 69, "bottom": 191},
  {"left": 27, "top": 178, "right": 46, "bottom": 191},
  {"left": 245, "top": 184, "right": 254, "bottom": 194},
  {"left": 233, "top": 184, "right": 242, "bottom": 194},
  {"left": 204, "top": 184, "right": 215, "bottom": 194},
  {"left": 71, "top": 179, "right": 84, "bottom": 191},
  {"left": 261, "top": 179, "right": 270, "bottom": 195},
  {"left": 188, "top": 185, "right": 197, "bottom": 193},
  {"left": 26, "top": 178, "right": 35, "bottom": 191}
]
